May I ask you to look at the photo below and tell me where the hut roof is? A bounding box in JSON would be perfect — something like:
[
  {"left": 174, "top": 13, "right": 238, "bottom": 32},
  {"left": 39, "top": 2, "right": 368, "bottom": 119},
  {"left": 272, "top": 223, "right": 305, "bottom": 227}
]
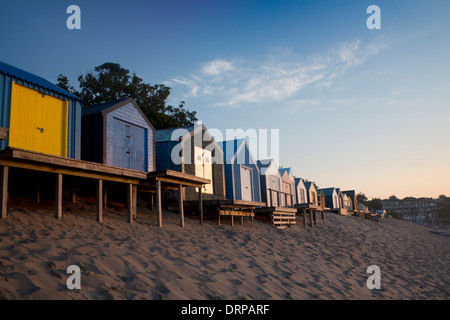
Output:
[{"left": 0, "top": 60, "right": 81, "bottom": 101}]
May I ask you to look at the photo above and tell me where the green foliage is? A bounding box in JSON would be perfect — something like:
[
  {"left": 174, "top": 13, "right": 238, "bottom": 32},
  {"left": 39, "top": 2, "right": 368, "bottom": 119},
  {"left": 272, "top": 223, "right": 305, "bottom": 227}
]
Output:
[
  {"left": 388, "top": 195, "right": 399, "bottom": 201},
  {"left": 388, "top": 211, "right": 402, "bottom": 220},
  {"left": 367, "top": 198, "right": 383, "bottom": 210},
  {"left": 56, "top": 63, "right": 197, "bottom": 129},
  {"left": 357, "top": 192, "right": 368, "bottom": 204},
  {"left": 438, "top": 197, "right": 450, "bottom": 218}
]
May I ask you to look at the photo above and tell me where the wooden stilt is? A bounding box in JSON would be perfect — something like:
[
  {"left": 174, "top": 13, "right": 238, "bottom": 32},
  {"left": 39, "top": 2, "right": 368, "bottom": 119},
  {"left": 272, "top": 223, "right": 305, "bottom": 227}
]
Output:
[
  {"left": 309, "top": 209, "right": 313, "bottom": 227},
  {"left": 71, "top": 189, "right": 76, "bottom": 204},
  {"left": 313, "top": 209, "right": 317, "bottom": 225},
  {"left": 97, "top": 179, "right": 103, "bottom": 223},
  {"left": 241, "top": 216, "right": 244, "bottom": 226},
  {"left": 104, "top": 187, "right": 107, "bottom": 209},
  {"left": 303, "top": 208, "right": 307, "bottom": 226},
  {"left": 156, "top": 180, "right": 162, "bottom": 227},
  {"left": 147, "top": 192, "right": 153, "bottom": 210},
  {"left": 132, "top": 184, "right": 137, "bottom": 219},
  {"left": 178, "top": 184, "right": 184, "bottom": 228},
  {"left": 269, "top": 190, "right": 273, "bottom": 207},
  {"left": 218, "top": 206, "right": 221, "bottom": 226},
  {"left": 199, "top": 188, "right": 203, "bottom": 225},
  {"left": 36, "top": 189, "right": 41, "bottom": 204},
  {"left": 322, "top": 209, "right": 325, "bottom": 220},
  {"left": 55, "top": 173, "right": 63, "bottom": 220},
  {"left": 231, "top": 215, "right": 234, "bottom": 226},
  {"left": 127, "top": 183, "right": 134, "bottom": 223},
  {"left": 0, "top": 166, "right": 9, "bottom": 219}
]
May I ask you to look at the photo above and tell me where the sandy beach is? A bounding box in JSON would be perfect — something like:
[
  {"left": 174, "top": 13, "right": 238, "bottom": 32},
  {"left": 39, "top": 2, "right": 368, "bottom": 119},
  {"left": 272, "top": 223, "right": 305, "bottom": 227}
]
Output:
[{"left": 0, "top": 197, "right": 448, "bottom": 300}]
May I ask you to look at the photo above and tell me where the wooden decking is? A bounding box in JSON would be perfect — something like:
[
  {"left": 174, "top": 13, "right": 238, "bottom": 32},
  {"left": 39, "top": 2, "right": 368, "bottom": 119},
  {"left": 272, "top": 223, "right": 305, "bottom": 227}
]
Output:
[
  {"left": 0, "top": 148, "right": 210, "bottom": 228},
  {"left": 183, "top": 198, "right": 265, "bottom": 226},
  {"left": 254, "top": 206, "right": 297, "bottom": 228},
  {"left": 294, "top": 203, "right": 326, "bottom": 227}
]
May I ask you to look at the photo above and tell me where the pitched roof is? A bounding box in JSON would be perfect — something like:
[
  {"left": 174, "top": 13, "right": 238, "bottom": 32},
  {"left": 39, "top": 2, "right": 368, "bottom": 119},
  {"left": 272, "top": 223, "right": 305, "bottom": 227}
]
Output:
[
  {"left": 304, "top": 182, "right": 316, "bottom": 191},
  {"left": 0, "top": 60, "right": 81, "bottom": 101},
  {"left": 317, "top": 187, "right": 336, "bottom": 196},
  {"left": 220, "top": 138, "right": 245, "bottom": 163},
  {"left": 82, "top": 97, "right": 155, "bottom": 131},
  {"left": 295, "top": 177, "right": 305, "bottom": 187},
  {"left": 155, "top": 125, "right": 195, "bottom": 142},
  {"left": 81, "top": 97, "right": 130, "bottom": 116},
  {"left": 278, "top": 167, "right": 292, "bottom": 176}
]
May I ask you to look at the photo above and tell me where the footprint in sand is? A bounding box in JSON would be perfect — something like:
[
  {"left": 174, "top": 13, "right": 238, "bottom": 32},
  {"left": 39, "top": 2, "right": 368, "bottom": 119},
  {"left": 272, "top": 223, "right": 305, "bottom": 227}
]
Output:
[{"left": 229, "top": 279, "right": 243, "bottom": 286}]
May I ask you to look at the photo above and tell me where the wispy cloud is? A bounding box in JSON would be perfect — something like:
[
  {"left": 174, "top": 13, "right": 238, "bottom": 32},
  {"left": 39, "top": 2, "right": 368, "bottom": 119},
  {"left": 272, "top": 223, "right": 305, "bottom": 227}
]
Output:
[{"left": 172, "top": 39, "right": 386, "bottom": 107}]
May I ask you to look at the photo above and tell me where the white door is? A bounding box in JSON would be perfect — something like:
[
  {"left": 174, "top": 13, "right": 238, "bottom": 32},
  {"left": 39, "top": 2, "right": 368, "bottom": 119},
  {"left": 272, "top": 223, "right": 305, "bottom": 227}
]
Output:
[
  {"left": 194, "top": 146, "right": 213, "bottom": 194},
  {"left": 240, "top": 166, "right": 252, "bottom": 201}
]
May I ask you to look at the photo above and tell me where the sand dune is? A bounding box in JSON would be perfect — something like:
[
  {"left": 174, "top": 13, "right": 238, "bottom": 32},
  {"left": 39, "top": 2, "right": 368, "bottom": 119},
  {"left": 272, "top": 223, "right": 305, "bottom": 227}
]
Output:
[{"left": 0, "top": 198, "right": 448, "bottom": 300}]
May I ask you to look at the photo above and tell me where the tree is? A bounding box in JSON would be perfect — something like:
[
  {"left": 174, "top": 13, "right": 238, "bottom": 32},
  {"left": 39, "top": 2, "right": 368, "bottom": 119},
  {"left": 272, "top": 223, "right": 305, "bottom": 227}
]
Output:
[
  {"left": 439, "top": 194, "right": 447, "bottom": 199},
  {"left": 367, "top": 198, "right": 383, "bottom": 210},
  {"left": 56, "top": 63, "right": 197, "bottom": 129},
  {"left": 56, "top": 74, "right": 78, "bottom": 95},
  {"left": 357, "top": 192, "right": 368, "bottom": 204},
  {"left": 388, "top": 195, "right": 399, "bottom": 201}
]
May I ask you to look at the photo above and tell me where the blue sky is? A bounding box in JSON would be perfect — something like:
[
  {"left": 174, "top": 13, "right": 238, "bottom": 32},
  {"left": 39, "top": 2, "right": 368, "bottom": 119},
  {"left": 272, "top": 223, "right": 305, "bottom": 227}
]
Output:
[{"left": 1, "top": 0, "right": 449, "bottom": 199}]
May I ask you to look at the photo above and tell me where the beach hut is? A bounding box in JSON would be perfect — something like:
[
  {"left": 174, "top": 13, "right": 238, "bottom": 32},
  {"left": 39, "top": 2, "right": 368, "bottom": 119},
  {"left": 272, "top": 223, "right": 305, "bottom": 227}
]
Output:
[
  {"left": 335, "top": 188, "right": 344, "bottom": 208},
  {"left": 81, "top": 97, "right": 156, "bottom": 172},
  {"left": 220, "top": 138, "right": 261, "bottom": 202},
  {"left": 255, "top": 159, "right": 297, "bottom": 227},
  {"left": 294, "top": 177, "right": 308, "bottom": 204},
  {"left": 342, "top": 193, "right": 353, "bottom": 212},
  {"left": 305, "top": 181, "right": 318, "bottom": 205},
  {"left": 317, "top": 187, "right": 340, "bottom": 209},
  {"left": 0, "top": 60, "right": 82, "bottom": 158},
  {"left": 278, "top": 168, "right": 295, "bottom": 207},
  {"left": 343, "top": 190, "right": 358, "bottom": 213},
  {"left": 257, "top": 159, "right": 282, "bottom": 207},
  {"left": 155, "top": 123, "right": 225, "bottom": 201}
]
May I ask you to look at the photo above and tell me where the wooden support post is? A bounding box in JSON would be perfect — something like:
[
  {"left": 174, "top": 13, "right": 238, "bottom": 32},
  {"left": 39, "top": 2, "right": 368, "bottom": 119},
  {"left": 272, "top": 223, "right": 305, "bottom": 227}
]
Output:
[
  {"left": 199, "top": 188, "right": 203, "bottom": 225},
  {"left": 36, "top": 189, "right": 41, "bottom": 204},
  {"left": 147, "top": 192, "right": 153, "bottom": 210},
  {"left": 71, "top": 189, "right": 76, "bottom": 204},
  {"left": 104, "top": 188, "right": 107, "bottom": 209},
  {"left": 309, "top": 209, "right": 313, "bottom": 227},
  {"left": 322, "top": 209, "right": 325, "bottom": 220},
  {"left": 218, "top": 207, "right": 221, "bottom": 226},
  {"left": 269, "top": 190, "right": 273, "bottom": 207},
  {"left": 156, "top": 180, "right": 162, "bottom": 227},
  {"left": 55, "top": 173, "right": 63, "bottom": 220},
  {"left": 178, "top": 184, "right": 184, "bottom": 228},
  {"left": 0, "top": 166, "right": 9, "bottom": 220},
  {"left": 127, "top": 183, "right": 135, "bottom": 224},
  {"left": 241, "top": 216, "right": 244, "bottom": 226},
  {"left": 97, "top": 179, "right": 103, "bottom": 223},
  {"left": 302, "top": 208, "right": 307, "bottom": 227},
  {"left": 132, "top": 185, "right": 137, "bottom": 219},
  {"left": 231, "top": 215, "right": 234, "bottom": 226}
]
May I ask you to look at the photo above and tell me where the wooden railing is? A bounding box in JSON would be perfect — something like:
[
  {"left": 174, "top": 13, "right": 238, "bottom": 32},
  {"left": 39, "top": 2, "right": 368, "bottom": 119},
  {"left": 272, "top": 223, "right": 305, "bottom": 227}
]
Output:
[{"left": 267, "top": 188, "right": 294, "bottom": 207}]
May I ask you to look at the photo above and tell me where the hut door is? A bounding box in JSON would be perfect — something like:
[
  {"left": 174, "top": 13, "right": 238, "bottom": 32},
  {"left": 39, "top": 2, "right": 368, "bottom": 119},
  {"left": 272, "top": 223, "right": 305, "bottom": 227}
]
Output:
[
  {"left": 194, "top": 146, "right": 213, "bottom": 194},
  {"left": 240, "top": 166, "right": 252, "bottom": 201},
  {"left": 283, "top": 182, "right": 292, "bottom": 206},
  {"left": 112, "top": 118, "right": 147, "bottom": 171},
  {"left": 9, "top": 82, "right": 68, "bottom": 157}
]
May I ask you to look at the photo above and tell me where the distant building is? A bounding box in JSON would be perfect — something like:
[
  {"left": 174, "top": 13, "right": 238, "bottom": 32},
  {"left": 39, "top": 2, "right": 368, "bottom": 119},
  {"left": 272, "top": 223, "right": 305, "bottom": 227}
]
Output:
[{"left": 382, "top": 198, "right": 439, "bottom": 222}]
